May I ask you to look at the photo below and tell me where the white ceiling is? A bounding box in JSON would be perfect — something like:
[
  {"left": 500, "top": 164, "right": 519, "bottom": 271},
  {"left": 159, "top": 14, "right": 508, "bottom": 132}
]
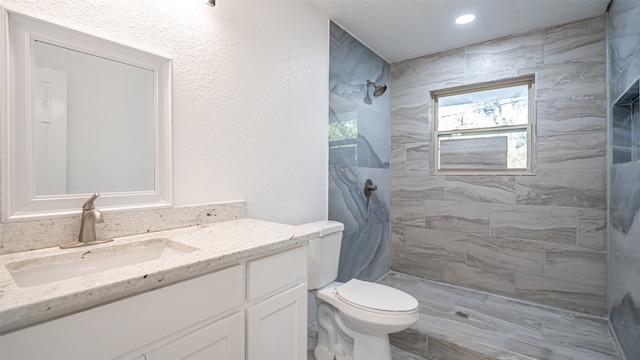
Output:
[{"left": 305, "top": 0, "right": 610, "bottom": 63}]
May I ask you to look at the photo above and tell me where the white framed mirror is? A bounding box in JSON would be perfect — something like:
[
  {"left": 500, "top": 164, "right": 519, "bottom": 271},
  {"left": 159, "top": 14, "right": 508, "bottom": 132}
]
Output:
[{"left": 2, "top": 8, "right": 172, "bottom": 222}]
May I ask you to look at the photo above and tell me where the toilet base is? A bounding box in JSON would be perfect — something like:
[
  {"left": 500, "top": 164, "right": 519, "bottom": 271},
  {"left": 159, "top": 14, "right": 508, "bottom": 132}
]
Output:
[
  {"left": 314, "top": 300, "right": 394, "bottom": 360},
  {"left": 335, "top": 313, "right": 392, "bottom": 360},
  {"left": 314, "top": 345, "right": 350, "bottom": 360},
  {"left": 351, "top": 333, "right": 392, "bottom": 360},
  {"left": 313, "top": 334, "right": 392, "bottom": 360}
]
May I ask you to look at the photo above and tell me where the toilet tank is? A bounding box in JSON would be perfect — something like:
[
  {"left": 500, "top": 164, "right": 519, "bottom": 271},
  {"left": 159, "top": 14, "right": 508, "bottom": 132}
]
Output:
[{"left": 299, "top": 220, "right": 344, "bottom": 290}]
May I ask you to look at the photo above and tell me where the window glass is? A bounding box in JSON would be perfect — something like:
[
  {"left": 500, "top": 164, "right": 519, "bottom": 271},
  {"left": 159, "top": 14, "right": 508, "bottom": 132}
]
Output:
[
  {"left": 438, "top": 84, "right": 529, "bottom": 131},
  {"left": 433, "top": 78, "right": 534, "bottom": 174}
]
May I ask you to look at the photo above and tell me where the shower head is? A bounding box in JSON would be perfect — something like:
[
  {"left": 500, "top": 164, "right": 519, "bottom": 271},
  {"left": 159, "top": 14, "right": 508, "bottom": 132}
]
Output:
[
  {"left": 368, "top": 80, "right": 387, "bottom": 97},
  {"left": 364, "top": 80, "right": 387, "bottom": 104}
]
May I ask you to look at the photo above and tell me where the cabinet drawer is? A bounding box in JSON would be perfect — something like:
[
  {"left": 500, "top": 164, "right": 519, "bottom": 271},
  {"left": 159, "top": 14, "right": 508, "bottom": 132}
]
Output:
[{"left": 247, "top": 246, "right": 306, "bottom": 301}]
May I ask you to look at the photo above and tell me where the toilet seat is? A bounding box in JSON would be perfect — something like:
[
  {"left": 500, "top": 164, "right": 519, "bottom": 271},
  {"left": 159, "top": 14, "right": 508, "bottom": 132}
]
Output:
[{"left": 335, "top": 279, "right": 418, "bottom": 315}]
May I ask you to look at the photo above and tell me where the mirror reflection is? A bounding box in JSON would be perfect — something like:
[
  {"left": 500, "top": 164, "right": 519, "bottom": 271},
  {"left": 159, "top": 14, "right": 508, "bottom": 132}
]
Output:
[
  {"left": 3, "top": 8, "right": 172, "bottom": 222},
  {"left": 33, "top": 41, "right": 155, "bottom": 196}
]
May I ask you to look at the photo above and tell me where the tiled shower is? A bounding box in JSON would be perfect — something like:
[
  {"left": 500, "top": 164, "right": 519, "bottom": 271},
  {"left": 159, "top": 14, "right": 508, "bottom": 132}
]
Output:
[
  {"left": 608, "top": 0, "right": 640, "bottom": 358},
  {"left": 326, "top": 2, "right": 639, "bottom": 357},
  {"left": 391, "top": 15, "right": 609, "bottom": 315},
  {"left": 328, "top": 21, "right": 391, "bottom": 283}
]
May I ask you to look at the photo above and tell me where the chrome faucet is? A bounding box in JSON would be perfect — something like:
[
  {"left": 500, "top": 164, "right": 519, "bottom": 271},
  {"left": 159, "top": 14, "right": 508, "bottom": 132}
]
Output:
[{"left": 60, "top": 193, "right": 113, "bottom": 249}]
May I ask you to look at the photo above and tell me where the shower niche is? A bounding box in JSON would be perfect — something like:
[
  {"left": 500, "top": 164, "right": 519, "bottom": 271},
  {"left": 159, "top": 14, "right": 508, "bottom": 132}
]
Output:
[
  {"left": 610, "top": 78, "right": 640, "bottom": 360},
  {"left": 612, "top": 79, "right": 639, "bottom": 164}
]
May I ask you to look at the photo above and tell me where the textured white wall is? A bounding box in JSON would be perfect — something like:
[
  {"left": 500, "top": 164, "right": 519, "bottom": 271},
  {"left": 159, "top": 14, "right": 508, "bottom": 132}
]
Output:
[{"left": 2, "top": 0, "right": 329, "bottom": 225}]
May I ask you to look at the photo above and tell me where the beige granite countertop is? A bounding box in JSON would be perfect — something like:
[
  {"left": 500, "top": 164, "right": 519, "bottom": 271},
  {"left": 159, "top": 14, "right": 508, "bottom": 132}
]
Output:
[{"left": 0, "top": 218, "right": 317, "bottom": 334}]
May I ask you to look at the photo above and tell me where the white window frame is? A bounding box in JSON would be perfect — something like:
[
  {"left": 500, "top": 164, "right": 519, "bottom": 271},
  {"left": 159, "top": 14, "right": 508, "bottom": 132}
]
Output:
[{"left": 432, "top": 76, "right": 536, "bottom": 175}]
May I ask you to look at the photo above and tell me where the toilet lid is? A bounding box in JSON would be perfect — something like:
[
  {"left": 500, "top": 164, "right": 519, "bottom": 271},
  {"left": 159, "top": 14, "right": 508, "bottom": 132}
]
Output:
[{"left": 335, "top": 279, "right": 418, "bottom": 313}]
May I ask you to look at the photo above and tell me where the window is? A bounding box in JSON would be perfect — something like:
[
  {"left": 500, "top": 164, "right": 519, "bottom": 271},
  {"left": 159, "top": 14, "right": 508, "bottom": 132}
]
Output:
[{"left": 433, "top": 77, "right": 535, "bottom": 175}]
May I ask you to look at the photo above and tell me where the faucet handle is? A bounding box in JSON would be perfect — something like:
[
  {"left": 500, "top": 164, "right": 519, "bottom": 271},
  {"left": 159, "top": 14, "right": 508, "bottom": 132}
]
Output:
[{"left": 82, "top": 193, "right": 101, "bottom": 210}]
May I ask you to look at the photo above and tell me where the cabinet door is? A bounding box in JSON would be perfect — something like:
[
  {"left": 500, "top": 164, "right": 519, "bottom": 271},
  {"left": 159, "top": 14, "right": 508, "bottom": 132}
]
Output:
[
  {"left": 246, "top": 283, "right": 307, "bottom": 360},
  {"left": 144, "top": 312, "right": 244, "bottom": 360}
]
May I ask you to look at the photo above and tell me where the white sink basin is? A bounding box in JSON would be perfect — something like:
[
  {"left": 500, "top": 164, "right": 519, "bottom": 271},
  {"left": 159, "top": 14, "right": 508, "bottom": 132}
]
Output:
[{"left": 5, "top": 238, "right": 197, "bottom": 287}]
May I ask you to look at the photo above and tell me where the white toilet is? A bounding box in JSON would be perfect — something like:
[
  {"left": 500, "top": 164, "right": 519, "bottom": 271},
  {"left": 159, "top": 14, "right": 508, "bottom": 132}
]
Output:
[{"left": 303, "top": 220, "right": 419, "bottom": 360}]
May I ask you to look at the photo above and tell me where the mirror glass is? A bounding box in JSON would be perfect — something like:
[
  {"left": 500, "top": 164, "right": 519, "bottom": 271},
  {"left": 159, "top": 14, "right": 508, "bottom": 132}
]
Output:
[
  {"left": 34, "top": 41, "right": 155, "bottom": 195},
  {"left": 3, "top": 9, "right": 172, "bottom": 221}
]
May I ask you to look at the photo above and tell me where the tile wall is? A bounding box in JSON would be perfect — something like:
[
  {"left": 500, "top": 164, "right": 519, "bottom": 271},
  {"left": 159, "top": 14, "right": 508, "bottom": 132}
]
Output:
[
  {"left": 390, "top": 16, "right": 608, "bottom": 315},
  {"left": 328, "top": 22, "right": 392, "bottom": 282},
  {"left": 607, "top": 0, "right": 640, "bottom": 358}
]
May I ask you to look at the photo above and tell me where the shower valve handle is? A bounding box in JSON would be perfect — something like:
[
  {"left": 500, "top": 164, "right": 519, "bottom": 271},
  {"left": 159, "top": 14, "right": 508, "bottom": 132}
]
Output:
[{"left": 364, "top": 179, "right": 377, "bottom": 198}]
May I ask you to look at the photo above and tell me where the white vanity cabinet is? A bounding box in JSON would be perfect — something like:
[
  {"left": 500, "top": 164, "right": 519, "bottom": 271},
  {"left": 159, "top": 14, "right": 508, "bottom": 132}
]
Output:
[
  {"left": 0, "top": 245, "right": 308, "bottom": 360},
  {"left": 0, "top": 264, "right": 246, "bottom": 360},
  {"left": 246, "top": 246, "right": 308, "bottom": 360}
]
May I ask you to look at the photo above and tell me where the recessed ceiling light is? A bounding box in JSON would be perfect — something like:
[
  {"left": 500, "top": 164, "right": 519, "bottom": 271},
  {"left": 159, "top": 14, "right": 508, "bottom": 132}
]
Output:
[{"left": 455, "top": 14, "right": 476, "bottom": 25}]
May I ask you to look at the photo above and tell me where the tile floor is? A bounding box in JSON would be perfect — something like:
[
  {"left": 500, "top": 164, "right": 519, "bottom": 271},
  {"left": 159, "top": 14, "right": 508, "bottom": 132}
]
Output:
[{"left": 308, "top": 272, "right": 622, "bottom": 360}]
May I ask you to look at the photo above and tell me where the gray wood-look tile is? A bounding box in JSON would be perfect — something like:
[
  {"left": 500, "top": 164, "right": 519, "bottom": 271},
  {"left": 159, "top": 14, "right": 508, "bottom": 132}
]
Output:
[
  {"left": 444, "top": 262, "right": 517, "bottom": 296},
  {"left": 543, "top": 316, "right": 620, "bottom": 358},
  {"left": 374, "top": 272, "right": 619, "bottom": 359},
  {"left": 392, "top": 252, "right": 446, "bottom": 282},
  {"left": 536, "top": 95, "right": 607, "bottom": 136},
  {"left": 423, "top": 200, "right": 491, "bottom": 234},
  {"left": 308, "top": 272, "right": 620, "bottom": 359},
  {"left": 516, "top": 171, "right": 606, "bottom": 209},
  {"left": 391, "top": 144, "right": 407, "bottom": 171},
  {"left": 405, "top": 227, "right": 467, "bottom": 263},
  {"left": 443, "top": 69, "right": 518, "bottom": 89},
  {"left": 391, "top": 61, "right": 406, "bottom": 86},
  {"left": 536, "top": 97, "right": 579, "bottom": 135},
  {"left": 466, "top": 234, "right": 544, "bottom": 275},
  {"left": 515, "top": 272, "right": 607, "bottom": 315},
  {"left": 390, "top": 329, "right": 428, "bottom": 358},
  {"left": 417, "top": 279, "right": 488, "bottom": 313},
  {"left": 503, "top": 336, "right": 561, "bottom": 360},
  {"left": 406, "top": 143, "right": 431, "bottom": 172},
  {"left": 391, "top": 114, "right": 431, "bottom": 144},
  {"left": 391, "top": 346, "right": 427, "bottom": 360},
  {"left": 495, "top": 349, "right": 539, "bottom": 359},
  {"left": 405, "top": 49, "right": 466, "bottom": 88},
  {"left": 544, "top": 16, "right": 605, "bottom": 64},
  {"left": 414, "top": 310, "right": 506, "bottom": 356},
  {"left": 491, "top": 204, "right": 577, "bottom": 244},
  {"left": 427, "top": 337, "right": 497, "bottom": 360},
  {"left": 521, "top": 55, "right": 606, "bottom": 100},
  {"left": 465, "top": 30, "right": 544, "bottom": 78},
  {"left": 391, "top": 84, "right": 432, "bottom": 117},
  {"left": 392, "top": 203, "right": 427, "bottom": 228},
  {"left": 391, "top": 172, "right": 444, "bottom": 203},
  {"left": 537, "top": 132, "right": 606, "bottom": 170},
  {"left": 444, "top": 176, "right": 516, "bottom": 204},
  {"left": 391, "top": 222, "right": 406, "bottom": 252},
  {"left": 577, "top": 208, "right": 607, "bottom": 251},
  {"left": 577, "top": 95, "right": 607, "bottom": 130},
  {"left": 388, "top": 14, "right": 612, "bottom": 342},
  {"left": 481, "top": 295, "right": 576, "bottom": 330},
  {"left": 544, "top": 243, "right": 607, "bottom": 287}
]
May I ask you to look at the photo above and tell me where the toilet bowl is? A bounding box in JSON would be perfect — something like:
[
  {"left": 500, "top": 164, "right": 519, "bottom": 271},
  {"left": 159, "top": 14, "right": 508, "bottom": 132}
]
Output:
[
  {"left": 302, "top": 220, "right": 419, "bottom": 360},
  {"left": 313, "top": 280, "right": 419, "bottom": 360}
]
